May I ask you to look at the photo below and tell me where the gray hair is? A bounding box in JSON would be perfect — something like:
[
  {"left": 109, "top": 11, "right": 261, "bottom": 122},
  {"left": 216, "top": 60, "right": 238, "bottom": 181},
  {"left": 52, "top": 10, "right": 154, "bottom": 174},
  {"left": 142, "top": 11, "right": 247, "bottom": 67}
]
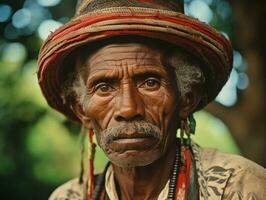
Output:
[
  {"left": 61, "top": 47, "right": 205, "bottom": 108},
  {"left": 169, "top": 50, "right": 205, "bottom": 97}
]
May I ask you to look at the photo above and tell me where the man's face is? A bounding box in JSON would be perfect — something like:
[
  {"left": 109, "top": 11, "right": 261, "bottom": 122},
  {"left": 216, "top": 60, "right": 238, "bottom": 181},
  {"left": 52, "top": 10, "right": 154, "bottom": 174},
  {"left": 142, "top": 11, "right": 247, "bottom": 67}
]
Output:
[{"left": 80, "top": 42, "right": 180, "bottom": 167}]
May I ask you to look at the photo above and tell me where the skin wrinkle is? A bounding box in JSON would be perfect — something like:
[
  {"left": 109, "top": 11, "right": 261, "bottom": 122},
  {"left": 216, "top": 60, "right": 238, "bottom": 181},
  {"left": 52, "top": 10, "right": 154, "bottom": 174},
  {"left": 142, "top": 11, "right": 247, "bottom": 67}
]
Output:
[
  {"left": 61, "top": 44, "right": 204, "bottom": 109},
  {"left": 102, "top": 102, "right": 114, "bottom": 132},
  {"left": 143, "top": 81, "right": 170, "bottom": 128},
  {"left": 89, "top": 49, "right": 160, "bottom": 68},
  {"left": 80, "top": 43, "right": 178, "bottom": 166},
  {"left": 144, "top": 90, "right": 168, "bottom": 130},
  {"left": 60, "top": 41, "right": 205, "bottom": 200}
]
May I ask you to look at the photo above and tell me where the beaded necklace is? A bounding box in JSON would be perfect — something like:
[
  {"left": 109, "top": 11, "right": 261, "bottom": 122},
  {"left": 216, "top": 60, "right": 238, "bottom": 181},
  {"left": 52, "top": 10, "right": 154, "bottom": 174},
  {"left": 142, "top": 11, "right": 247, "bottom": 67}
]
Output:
[{"left": 167, "top": 143, "right": 181, "bottom": 200}]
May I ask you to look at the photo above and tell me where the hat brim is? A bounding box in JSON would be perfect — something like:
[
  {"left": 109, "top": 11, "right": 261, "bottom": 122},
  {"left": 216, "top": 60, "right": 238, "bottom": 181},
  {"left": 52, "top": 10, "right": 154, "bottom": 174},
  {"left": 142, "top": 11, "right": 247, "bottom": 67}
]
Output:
[{"left": 37, "top": 7, "right": 233, "bottom": 122}]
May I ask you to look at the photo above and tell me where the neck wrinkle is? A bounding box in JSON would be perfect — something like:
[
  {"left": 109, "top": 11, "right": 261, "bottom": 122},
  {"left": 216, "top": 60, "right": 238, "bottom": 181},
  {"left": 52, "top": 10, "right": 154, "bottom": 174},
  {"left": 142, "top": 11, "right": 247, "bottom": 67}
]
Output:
[{"left": 112, "top": 141, "right": 177, "bottom": 200}]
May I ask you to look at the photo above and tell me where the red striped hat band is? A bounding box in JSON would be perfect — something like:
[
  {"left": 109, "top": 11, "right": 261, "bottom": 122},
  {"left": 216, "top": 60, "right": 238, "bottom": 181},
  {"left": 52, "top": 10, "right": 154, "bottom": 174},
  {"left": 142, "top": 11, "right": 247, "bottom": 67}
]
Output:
[{"left": 37, "top": 3, "right": 233, "bottom": 122}]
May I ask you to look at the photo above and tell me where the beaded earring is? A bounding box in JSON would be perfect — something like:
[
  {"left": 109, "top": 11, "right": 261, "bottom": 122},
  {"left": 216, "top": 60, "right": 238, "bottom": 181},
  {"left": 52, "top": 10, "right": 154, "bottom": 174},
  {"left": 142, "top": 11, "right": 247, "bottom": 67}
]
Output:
[{"left": 180, "top": 114, "right": 196, "bottom": 146}]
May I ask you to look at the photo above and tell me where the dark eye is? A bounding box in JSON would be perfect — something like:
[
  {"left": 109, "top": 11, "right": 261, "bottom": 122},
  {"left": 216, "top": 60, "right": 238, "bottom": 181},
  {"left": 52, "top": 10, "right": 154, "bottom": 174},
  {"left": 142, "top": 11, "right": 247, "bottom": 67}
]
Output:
[
  {"left": 140, "top": 78, "right": 160, "bottom": 90},
  {"left": 95, "top": 82, "right": 114, "bottom": 94},
  {"left": 146, "top": 79, "right": 157, "bottom": 87}
]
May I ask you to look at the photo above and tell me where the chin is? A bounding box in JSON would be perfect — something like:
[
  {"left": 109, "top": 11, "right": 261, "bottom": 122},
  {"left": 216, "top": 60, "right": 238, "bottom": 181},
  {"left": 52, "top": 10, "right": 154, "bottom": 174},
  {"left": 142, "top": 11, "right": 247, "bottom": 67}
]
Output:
[{"left": 107, "top": 149, "right": 163, "bottom": 168}]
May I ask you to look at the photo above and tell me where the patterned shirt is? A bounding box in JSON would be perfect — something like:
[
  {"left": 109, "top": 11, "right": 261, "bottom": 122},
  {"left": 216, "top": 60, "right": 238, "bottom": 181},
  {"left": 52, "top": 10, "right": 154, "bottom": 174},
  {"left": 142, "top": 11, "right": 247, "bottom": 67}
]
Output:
[{"left": 49, "top": 144, "right": 266, "bottom": 200}]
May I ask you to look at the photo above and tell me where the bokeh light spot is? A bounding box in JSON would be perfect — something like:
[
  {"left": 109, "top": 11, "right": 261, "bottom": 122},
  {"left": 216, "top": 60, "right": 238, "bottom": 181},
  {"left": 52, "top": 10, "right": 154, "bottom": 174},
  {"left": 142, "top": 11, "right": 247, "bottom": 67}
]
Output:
[
  {"left": 0, "top": 4, "right": 12, "bottom": 22},
  {"left": 215, "top": 69, "right": 238, "bottom": 106},
  {"left": 37, "top": 0, "right": 61, "bottom": 7},
  {"left": 237, "top": 73, "right": 249, "bottom": 90},
  {"left": 12, "top": 8, "right": 31, "bottom": 29},
  {"left": 233, "top": 50, "right": 243, "bottom": 69},
  {"left": 233, "top": 50, "right": 247, "bottom": 72},
  {"left": 187, "top": 0, "right": 213, "bottom": 23},
  {"left": 23, "top": 1, "right": 52, "bottom": 34},
  {"left": 1, "top": 43, "right": 27, "bottom": 64},
  {"left": 37, "top": 19, "right": 63, "bottom": 40}
]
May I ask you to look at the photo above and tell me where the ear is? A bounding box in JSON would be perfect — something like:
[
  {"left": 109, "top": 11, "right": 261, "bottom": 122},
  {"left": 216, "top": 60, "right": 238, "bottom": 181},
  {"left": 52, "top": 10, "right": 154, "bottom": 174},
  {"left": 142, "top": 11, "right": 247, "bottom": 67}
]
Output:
[
  {"left": 178, "top": 84, "right": 202, "bottom": 119},
  {"left": 70, "top": 103, "right": 93, "bottom": 129}
]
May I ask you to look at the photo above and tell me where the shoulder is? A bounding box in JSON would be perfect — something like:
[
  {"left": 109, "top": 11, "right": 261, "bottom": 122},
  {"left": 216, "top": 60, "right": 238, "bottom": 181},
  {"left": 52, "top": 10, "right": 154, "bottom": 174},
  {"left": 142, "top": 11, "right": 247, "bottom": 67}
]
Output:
[
  {"left": 48, "top": 178, "right": 84, "bottom": 200},
  {"left": 192, "top": 143, "right": 266, "bottom": 199},
  {"left": 193, "top": 143, "right": 265, "bottom": 173}
]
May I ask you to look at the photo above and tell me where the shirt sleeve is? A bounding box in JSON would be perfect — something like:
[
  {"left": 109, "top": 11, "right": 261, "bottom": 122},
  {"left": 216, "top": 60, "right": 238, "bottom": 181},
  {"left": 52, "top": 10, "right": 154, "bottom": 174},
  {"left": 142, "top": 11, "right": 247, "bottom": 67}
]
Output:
[{"left": 48, "top": 178, "right": 84, "bottom": 200}]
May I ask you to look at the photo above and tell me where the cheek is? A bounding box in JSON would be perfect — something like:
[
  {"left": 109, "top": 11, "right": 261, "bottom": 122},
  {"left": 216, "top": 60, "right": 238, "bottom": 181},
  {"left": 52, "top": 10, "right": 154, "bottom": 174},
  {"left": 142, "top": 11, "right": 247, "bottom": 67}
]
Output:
[
  {"left": 141, "top": 88, "right": 178, "bottom": 152},
  {"left": 131, "top": 99, "right": 173, "bottom": 157},
  {"left": 83, "top": 96, "right": 115, "bottom": 129},
  {"left": 141, "top": 89, "right": 177, "bottom": 129},
  {"left": 162, "top": 92, "right": 177, "bottom": 117}
]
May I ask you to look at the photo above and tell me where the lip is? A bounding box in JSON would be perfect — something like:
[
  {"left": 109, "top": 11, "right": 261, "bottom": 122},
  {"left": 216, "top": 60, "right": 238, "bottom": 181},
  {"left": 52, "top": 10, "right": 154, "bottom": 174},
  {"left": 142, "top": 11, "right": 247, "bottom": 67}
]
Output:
[
  {"left": 115, "top": 133, "right": 153, "bottom": 140},
  {"left": 109, "top": 135, "right": 157, "bottom": 152}
]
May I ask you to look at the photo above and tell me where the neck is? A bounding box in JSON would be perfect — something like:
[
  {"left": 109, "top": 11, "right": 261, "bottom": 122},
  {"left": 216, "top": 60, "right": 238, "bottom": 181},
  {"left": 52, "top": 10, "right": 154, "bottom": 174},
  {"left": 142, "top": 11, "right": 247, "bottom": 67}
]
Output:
[{"left": 112, "top": 141, "right": 177, "bottom": 200}]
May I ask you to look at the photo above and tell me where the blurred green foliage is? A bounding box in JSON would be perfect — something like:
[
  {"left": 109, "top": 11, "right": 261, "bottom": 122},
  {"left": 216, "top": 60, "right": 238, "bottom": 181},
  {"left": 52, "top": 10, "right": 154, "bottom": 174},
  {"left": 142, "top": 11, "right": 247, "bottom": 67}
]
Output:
[{"left": 0, "top": 0, "right": 239, "bottom": 199}]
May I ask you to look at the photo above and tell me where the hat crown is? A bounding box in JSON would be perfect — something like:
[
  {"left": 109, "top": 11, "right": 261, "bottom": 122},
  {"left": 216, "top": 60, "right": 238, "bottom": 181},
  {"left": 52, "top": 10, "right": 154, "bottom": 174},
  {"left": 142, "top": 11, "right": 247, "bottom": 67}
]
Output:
[
  {"left": 75, "top": 0, "right": 184, "bottom": 16},
  {"left": 38, "top": 0, "right": 232, "bottom": 121}
]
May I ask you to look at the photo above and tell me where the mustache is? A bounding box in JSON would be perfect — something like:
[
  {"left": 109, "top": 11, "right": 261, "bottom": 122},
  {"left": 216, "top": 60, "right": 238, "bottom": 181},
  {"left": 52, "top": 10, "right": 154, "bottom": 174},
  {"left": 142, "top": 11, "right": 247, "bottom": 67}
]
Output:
[{"left": 99, "top": 121, "right": 161, "bottom": 145}]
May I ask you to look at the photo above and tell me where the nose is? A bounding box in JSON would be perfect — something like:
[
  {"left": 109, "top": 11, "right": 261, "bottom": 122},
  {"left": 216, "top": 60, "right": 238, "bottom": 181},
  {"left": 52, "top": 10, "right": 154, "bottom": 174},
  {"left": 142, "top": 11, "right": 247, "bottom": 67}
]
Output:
[{"left": 114, "top": 83, "right": 145, "bottom": 122}]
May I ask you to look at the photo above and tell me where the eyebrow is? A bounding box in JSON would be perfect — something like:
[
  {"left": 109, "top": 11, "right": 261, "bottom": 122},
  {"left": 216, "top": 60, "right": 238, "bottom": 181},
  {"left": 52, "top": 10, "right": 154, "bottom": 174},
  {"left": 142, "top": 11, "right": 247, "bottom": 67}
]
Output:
[
  {"left": 132, "top": 71, "right": 162, "bottom": 81},
  {"left": 87, "top": 76, "right": 118, "bottom": 88},
  {"left": 87, "top": 68, "right": 167, "bottom": 87}
]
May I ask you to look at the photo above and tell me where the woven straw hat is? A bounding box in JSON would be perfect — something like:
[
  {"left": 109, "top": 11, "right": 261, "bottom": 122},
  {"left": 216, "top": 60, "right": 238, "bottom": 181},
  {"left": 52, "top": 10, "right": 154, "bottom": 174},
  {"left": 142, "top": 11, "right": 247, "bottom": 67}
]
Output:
[{"left": 37, "top": 0, "right": 233, "bottom": 121}]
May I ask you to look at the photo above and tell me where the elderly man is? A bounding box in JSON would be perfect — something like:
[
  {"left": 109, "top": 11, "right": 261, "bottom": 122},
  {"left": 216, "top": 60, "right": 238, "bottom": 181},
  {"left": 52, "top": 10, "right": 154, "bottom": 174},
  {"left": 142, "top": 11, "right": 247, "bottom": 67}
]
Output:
[{"left": 37, "top": 0, "right": 266, "bottom": 199}]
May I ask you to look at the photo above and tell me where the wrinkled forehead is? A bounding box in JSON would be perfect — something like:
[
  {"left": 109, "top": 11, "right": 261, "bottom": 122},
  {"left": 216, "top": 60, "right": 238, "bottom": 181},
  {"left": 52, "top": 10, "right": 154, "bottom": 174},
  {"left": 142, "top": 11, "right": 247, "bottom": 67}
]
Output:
[
  {"left": 70, "top": 36, "right": 197, "bottom": 79},
  {"left": 86, "top": 43, "right": 163, "bottom": 70}
]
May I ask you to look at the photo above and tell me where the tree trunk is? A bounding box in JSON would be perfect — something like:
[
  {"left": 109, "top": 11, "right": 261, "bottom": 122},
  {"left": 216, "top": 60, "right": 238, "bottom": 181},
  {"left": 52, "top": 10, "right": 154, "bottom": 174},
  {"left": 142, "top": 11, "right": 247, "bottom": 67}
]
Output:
[{"left": 205, "top": 0, "right": 266, "bottom": 167}]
